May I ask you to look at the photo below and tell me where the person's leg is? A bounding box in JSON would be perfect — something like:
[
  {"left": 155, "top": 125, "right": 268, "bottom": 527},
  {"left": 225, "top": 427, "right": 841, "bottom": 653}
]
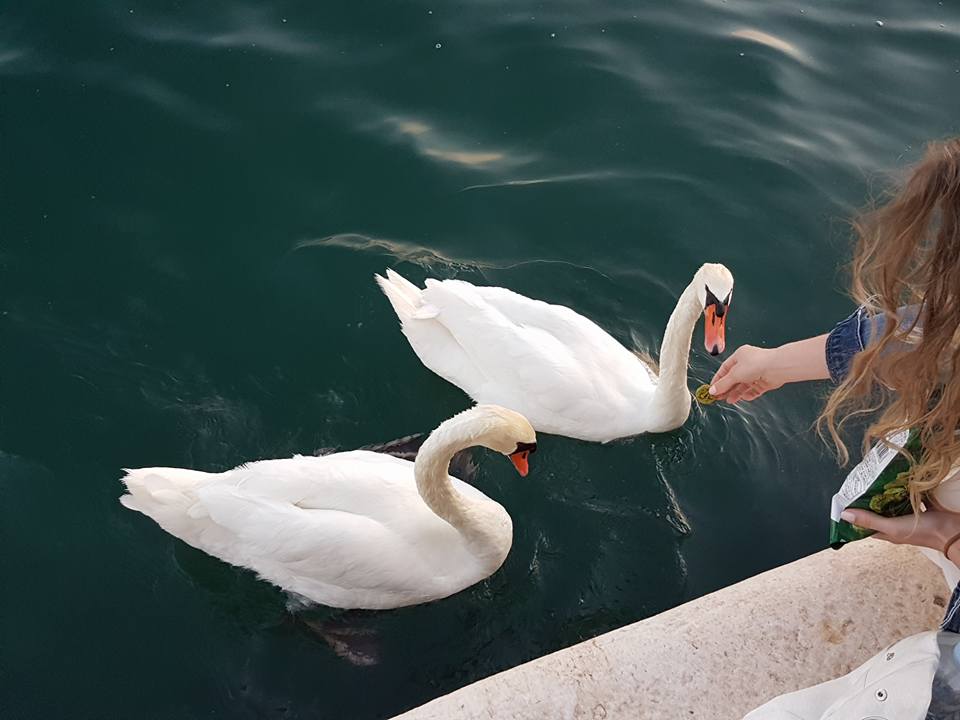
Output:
[
  {"left": 927, "top": 584, "right": 960, "bottom": 719},
  {"left": 942, "top": 583, "right": 960, "bottom": 634}
]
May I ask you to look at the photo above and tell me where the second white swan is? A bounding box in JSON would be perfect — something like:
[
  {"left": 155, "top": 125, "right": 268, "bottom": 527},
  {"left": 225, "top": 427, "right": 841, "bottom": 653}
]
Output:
[
  {"left": 376, "top": 264, "right": 733, "bottom": 442},
  {"left": 120, "top": 405, "right": 536, "bottom": 610}
]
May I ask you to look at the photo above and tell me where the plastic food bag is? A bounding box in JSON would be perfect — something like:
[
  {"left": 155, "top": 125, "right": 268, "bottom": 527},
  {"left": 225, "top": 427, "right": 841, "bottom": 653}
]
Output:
[{"left": 829, "top": 428, "right": 922, "bottom": 549}]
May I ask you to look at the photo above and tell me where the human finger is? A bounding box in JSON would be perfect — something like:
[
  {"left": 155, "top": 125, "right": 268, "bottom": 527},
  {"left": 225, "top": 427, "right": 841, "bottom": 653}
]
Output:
[
  {"left": 711, "top": 354, "right": 738, "bottom": 381},
  {"left": 839, "top": 509, "right": 912, "bottom": 540},
  {"left": 725, "top": 385, "right": 750, "bottom": 405},
  {"left": 711, "top": 364, "right": 750, "bottom": 398}
]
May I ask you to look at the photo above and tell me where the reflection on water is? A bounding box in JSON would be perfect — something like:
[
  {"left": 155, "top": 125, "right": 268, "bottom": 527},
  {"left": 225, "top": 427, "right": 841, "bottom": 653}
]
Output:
[
  {"left": 460, "top": 170, "right": 641, "bottom": 192},
  {"left": 3, "top": 0, "right": 960, "bottom": 717},
  {"left": 729, "top": 28, "right": 815, "bottom": 66},
  {"left": 125, "top": 4, "right": 331, "bottom": 58},
  {"left": 295, "top": 232, "right": 472, "bottom": 270},
  {"left": 380, "top": 114, "right": 515, "bottom": 169}
]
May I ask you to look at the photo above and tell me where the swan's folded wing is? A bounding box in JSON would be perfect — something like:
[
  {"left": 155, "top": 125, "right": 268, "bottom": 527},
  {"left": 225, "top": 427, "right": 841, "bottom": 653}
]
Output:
[
  {"left": 468, "top": 283, "right": 657, "bottom": 382},
  {"left": 196, "top": 484, "right": 439, "bottom": 598},
  {"left": 420, "top": 279, "right": 646, "bottom": 418},
  {"left": 193, "top": 462, "right": 473, "bottom": 604},
  {"left": 395, "top": 308, "right": 490, "bottom": 397},
  {"left": 468, "top": 283, "right": 629, "bottom": 351},
  {"left": 225, "top": 451, "right": 490, "bottom": 515},
  {"left": 228, "top": 452, "right": 409, "bottom": 508}
]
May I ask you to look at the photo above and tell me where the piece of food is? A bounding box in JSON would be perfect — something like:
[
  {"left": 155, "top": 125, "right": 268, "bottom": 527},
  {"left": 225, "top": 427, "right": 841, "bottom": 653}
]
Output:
[
  {"left": 829, "top": 429, "right": 922, "bottom": 548},
  {"left": 694, "top": 384, "right": 717, "bottom": 405},
  {"left": 867, "top": 474, "right": 912, "bottom": 515}
]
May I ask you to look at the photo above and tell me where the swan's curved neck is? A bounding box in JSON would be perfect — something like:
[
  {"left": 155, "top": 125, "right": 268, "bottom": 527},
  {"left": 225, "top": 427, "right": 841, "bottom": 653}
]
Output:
[
  {"left": 654, "top": 281, "right": 702, "bottom": 402},
  {"left": 414, "top": 414, "right": 502, "bottom": 553}
]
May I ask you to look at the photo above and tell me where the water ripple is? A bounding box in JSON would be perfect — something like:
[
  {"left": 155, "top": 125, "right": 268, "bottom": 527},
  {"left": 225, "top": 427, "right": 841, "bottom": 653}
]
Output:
[
  {"left": 295, "top": 234, "right": 653, "bottom": 286},
  {"left": 77, "top": 63, "right": 230, "bottom": 131},
  {"left": 460, "top": 170, "right": 629, "bottom": 192},
  {"left": 0, "top": 47, "right": 41, "bottom": 75},
  {"left": 294, "top": 233, "right": 476, "bottom": 271},
  {"left": 119, "top": 4, "right": 333, "bottom": 59}
]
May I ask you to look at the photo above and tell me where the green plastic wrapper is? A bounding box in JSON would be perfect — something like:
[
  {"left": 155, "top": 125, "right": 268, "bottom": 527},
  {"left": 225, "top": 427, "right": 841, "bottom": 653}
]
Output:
[{"left": 829, "top": 428, "right": 921, "bottom": 549}]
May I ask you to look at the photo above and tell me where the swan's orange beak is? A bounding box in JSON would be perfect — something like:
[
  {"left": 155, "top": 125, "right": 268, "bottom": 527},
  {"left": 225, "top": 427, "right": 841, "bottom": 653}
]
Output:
[
  {"left": 509, "top": 450, "right": 530, "bottom": 477},
  {"left": 704, "top": 304, "right": 727, "bottom": 356}
]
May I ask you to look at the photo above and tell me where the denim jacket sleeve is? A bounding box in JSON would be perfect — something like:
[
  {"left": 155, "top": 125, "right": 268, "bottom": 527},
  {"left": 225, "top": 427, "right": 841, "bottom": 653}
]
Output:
[{"left": 825, "top": 304, "right": 922, "bottom": 384}]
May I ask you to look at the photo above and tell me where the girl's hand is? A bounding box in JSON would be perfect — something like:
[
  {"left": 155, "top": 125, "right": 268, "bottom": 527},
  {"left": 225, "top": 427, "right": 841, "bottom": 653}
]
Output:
[
  {"left": 709, "top": 346, "right": 787, "bottom": 404},
  {"left": 840, "top": 507, "right": 960, "bottom": 565},
  {"left": 709, "top": 335, "right": 831, "bottom": 404}
]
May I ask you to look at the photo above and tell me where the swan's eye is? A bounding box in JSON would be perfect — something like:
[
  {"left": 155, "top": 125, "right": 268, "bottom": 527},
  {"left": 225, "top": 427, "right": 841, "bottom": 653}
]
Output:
[
  {"left": 513, "top": 441, "right": 537, "bottom": 454},
  {"left": 704, "top": 287, "right": 731, "bottom": 317}
]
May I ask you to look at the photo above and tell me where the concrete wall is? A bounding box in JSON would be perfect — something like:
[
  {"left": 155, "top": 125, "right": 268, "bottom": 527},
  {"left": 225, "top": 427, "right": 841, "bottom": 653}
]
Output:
[{"left": 393, "top": 540, "right": 948, "bottom": 720}]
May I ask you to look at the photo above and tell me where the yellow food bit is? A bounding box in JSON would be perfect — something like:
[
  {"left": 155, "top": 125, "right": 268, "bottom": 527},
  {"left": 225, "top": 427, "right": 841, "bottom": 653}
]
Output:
[
  {"left": 869, "top": 484, "right": 910, "bottom": 515},
  {"left": 694, "top": 384, "right": 717, "bottom": 405}
]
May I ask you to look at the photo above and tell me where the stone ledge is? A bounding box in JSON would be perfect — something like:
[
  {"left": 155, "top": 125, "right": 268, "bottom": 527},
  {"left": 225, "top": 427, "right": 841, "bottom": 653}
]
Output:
[{"left": 393, "top": 540, "right": 947, "bottom": 720}]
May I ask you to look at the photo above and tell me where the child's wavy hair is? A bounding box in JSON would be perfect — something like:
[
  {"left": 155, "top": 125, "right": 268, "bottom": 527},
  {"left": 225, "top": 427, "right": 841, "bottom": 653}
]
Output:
[{"left": 819, "top": 138, "right": 960, "bottom": 509}]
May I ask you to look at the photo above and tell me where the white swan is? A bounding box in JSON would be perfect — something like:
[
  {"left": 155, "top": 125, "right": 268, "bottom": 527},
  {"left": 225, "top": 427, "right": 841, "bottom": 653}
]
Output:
[
  {"left": 120, "top": 405, "right": 537, "bottom": 610},
  {"left": 376, "top": 264, "right": 734, "bottom": 442}
]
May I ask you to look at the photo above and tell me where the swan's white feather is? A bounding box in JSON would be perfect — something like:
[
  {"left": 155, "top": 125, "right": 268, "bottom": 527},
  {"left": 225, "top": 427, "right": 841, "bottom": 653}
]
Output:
[
  {"left": 121, "top": 451, "right": 501, "bottom": 610},
  {"left": 378, "top": 273, "right": 665, "bottom": 441}
]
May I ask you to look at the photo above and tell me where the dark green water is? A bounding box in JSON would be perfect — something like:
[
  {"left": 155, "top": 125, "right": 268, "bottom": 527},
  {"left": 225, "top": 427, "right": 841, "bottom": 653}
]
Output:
[{"left": 3, "top": 1, "right": 960, "bottom": 718}]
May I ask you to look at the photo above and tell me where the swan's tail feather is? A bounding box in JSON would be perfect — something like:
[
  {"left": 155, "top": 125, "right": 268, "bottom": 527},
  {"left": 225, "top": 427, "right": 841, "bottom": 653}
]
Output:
[
  {"left": 119, "top": 467, "right": 210, "bottom": 516},
  {"left": 119, "top": 493, "right": 143, "bottom": 512},
  {"left": 385, "top": 268, "right": 422, "bottom": 300},
  {"left": 375, "top": 269, "right": 423, "bottom": 324}
]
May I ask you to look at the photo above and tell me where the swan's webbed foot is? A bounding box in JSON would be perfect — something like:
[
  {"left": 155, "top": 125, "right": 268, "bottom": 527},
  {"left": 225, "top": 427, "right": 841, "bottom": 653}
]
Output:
[{"left": 298, "top": 611, "right": 381, "bottom": 667}]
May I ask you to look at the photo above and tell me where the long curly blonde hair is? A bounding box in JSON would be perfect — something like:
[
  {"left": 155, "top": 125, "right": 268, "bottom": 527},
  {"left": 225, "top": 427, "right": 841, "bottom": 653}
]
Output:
[{"left": 819, "top": 138, "right": 960, "bottom": 510}]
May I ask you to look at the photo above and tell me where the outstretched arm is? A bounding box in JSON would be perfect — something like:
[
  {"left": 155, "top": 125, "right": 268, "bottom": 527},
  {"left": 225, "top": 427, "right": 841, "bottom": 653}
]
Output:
[
  {"left": 709, "top": 335, "right": 830, "bottom": 404},
  {"left": 711, "top": 304, "right": 923, "bottom": 405}
]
